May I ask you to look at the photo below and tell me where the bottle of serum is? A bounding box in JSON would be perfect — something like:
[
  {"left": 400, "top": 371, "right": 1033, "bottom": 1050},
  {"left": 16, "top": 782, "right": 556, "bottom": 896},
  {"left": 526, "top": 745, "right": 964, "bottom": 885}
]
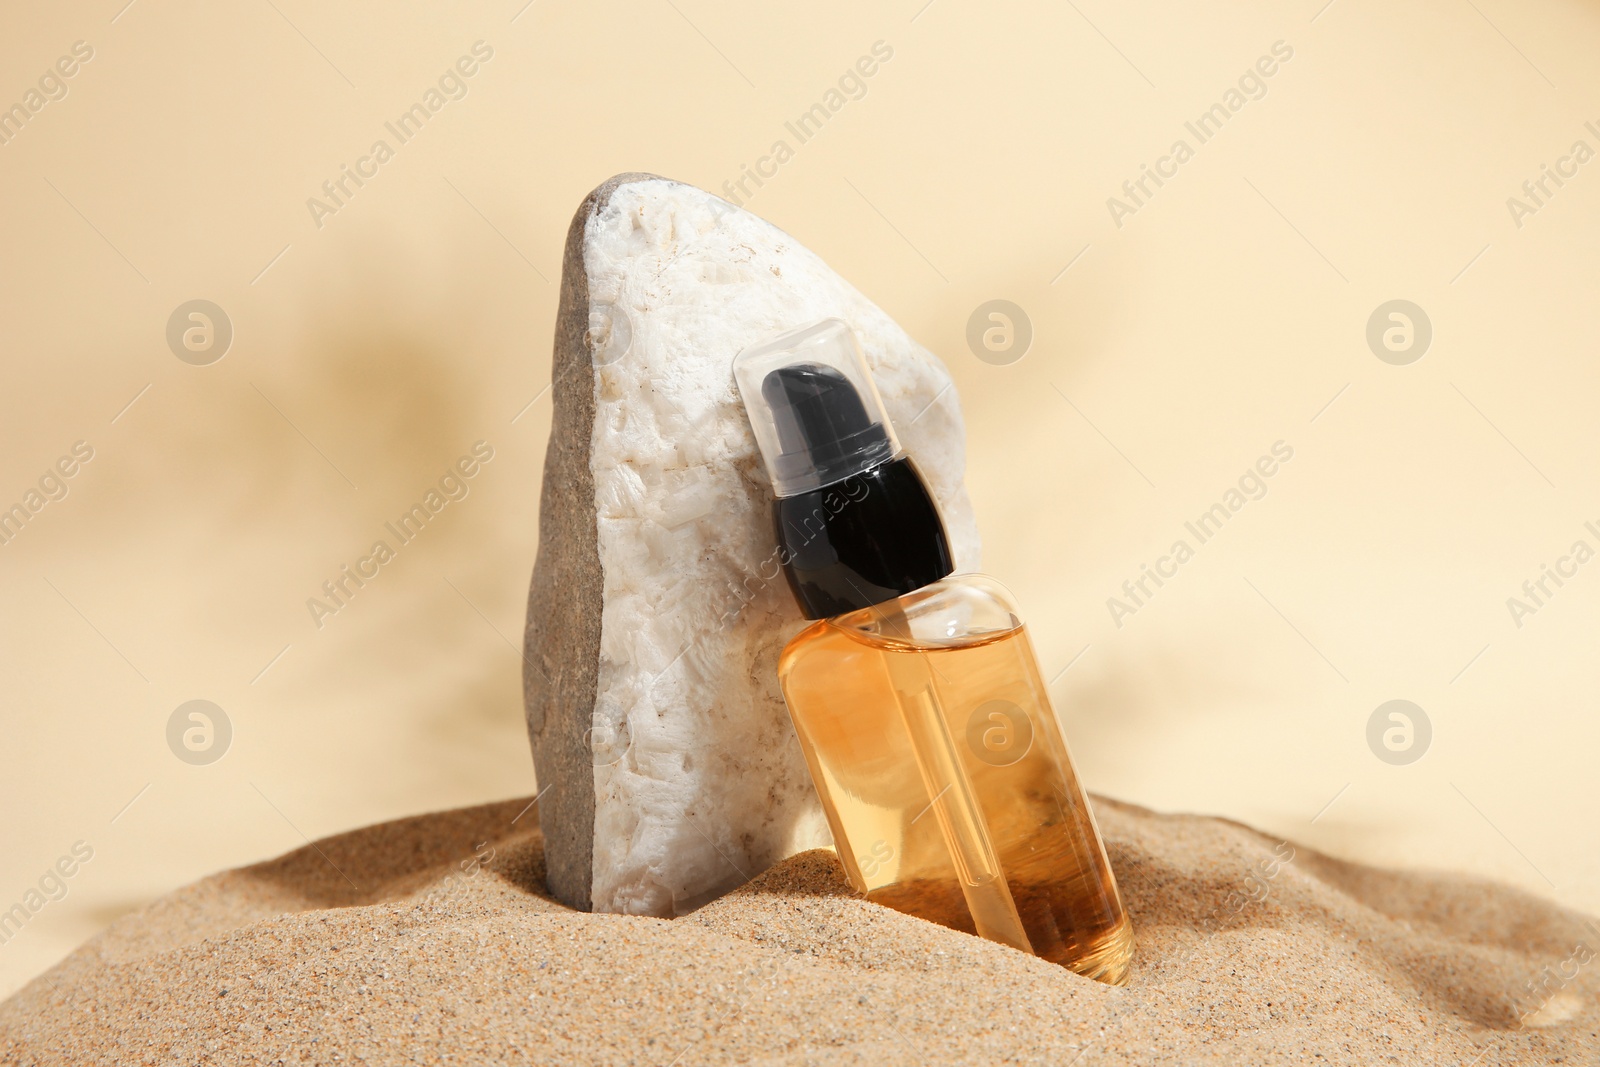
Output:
[{"left": 734, "top": 319, "right": 1133, "bottom": 984}]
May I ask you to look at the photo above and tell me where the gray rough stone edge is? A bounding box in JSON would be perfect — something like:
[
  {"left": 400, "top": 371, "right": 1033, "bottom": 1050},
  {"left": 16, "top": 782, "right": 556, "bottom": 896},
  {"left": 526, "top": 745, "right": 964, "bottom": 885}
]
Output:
[{"left": 523, "top": 171, "right": 670, "bottom": 912}]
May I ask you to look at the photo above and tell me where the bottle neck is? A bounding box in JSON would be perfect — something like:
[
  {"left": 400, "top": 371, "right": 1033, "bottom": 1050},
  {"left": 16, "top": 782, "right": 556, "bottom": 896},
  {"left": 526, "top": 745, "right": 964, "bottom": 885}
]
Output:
[{"left": 774, "top": 456, "right": 954, "bottom": 620}]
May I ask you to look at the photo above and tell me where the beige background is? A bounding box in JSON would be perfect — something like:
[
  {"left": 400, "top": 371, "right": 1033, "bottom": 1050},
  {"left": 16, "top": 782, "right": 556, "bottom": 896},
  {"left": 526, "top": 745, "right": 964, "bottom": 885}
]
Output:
[{"left": 3, "top": 0, "right": 1599, "bottom": 997}]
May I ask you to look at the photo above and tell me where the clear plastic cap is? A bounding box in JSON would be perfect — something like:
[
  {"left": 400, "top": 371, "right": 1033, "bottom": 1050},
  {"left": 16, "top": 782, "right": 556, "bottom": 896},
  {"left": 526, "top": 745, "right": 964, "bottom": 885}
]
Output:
[{"left": 733, "top": 319, "right": 901, "bottom": 497}]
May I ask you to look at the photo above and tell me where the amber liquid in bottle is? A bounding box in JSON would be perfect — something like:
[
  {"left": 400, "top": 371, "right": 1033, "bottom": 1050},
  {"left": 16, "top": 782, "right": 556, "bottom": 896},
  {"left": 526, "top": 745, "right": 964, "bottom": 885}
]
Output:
[{"left": 777, "top": 575, "right": 1133, "bottom": 984}]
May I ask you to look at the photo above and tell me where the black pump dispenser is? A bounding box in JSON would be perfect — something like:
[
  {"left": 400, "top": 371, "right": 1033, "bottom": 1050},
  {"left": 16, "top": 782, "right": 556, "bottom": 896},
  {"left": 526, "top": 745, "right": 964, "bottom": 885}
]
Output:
[
  {"left": 734, "top": 320, "right": 954, "bottom": 619},
  {"left": 761, "top": 363, "right": 895, "bottom": 488}
]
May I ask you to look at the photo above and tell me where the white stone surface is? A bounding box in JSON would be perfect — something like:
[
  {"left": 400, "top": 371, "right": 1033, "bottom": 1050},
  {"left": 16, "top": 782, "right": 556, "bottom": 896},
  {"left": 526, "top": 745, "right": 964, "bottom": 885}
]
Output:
[{"left": 580, "top": 179, "right": 980, "bottom": 915}]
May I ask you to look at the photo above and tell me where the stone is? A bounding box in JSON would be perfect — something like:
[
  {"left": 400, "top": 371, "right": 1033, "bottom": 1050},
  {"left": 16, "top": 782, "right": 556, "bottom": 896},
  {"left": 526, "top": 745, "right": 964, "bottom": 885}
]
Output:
[{"left": 523, "top": 173, "right": 980, "bottom": 915}]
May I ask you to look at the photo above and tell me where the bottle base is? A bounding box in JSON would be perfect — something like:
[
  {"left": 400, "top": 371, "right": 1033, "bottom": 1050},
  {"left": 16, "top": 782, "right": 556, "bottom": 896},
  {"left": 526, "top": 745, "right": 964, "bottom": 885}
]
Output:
[
  {"left": 867, "top": 878, "right": 1135, "bottom": 986},
  {"left": 1047, "top": 912, "right": 1134, "bottom": 986}
]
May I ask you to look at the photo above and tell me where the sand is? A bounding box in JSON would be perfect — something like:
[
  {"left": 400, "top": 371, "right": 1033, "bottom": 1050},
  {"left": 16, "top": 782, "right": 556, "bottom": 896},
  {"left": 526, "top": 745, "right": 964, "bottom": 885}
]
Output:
[{"left": 1, "top": 796, "right": 1595, "bottom": 1066}]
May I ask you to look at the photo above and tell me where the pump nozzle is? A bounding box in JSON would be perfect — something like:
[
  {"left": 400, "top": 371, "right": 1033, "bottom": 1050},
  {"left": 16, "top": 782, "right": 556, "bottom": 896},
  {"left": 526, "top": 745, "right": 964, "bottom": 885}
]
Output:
[
  {"left": 734, "top": 320, "right": 901, "bottom": 498},
  {"left": 760, "top": 362, "right": 895, "bottom": 490}
]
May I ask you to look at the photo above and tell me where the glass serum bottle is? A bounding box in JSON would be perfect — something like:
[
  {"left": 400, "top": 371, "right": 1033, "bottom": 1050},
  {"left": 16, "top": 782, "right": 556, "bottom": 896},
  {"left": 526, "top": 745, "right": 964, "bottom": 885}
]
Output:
[{"left": 734, "top": 319, "right": 1134, "bottom": 984}]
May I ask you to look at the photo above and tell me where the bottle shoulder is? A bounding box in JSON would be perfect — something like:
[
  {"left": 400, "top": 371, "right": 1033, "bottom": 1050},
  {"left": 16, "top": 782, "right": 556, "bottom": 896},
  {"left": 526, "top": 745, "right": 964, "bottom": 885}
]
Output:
[
  {"left": 808, "top": 573, "right": 1025, "bottom": 652},
  {"left": 923, "top": 573, "right": 1023, "bottom": 614}
]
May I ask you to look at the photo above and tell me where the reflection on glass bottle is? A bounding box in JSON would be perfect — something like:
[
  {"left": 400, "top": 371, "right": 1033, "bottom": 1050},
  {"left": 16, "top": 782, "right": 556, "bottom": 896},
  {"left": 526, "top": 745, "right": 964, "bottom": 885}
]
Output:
[{"left": 734, "top": 319, "right": 1133, "bottom": 984}]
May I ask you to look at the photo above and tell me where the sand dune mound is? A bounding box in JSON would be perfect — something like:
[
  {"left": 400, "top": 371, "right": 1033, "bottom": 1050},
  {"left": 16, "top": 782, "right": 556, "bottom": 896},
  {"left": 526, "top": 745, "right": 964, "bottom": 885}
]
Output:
[{"left": 2, "top": 796, "right": 1595, "bottom": 1065}]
